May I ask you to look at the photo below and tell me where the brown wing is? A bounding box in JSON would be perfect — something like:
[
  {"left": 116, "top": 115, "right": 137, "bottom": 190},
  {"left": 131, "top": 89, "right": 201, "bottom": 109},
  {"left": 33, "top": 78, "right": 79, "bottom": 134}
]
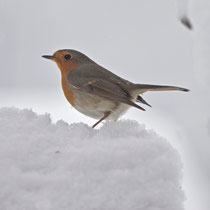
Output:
[{"left": 67, "top": 68, "right": 145, "bottom": 111}]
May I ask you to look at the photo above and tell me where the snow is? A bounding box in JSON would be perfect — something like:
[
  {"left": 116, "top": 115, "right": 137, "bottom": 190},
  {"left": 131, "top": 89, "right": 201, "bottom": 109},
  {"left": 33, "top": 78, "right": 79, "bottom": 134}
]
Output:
[{"left": 0, "top": 107, "right": 184, "bottom": 210}]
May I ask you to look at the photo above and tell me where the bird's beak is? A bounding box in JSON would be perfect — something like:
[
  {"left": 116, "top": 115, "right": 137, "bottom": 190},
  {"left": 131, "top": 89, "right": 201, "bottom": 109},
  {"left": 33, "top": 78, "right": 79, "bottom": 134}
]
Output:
[{"left": 42, "top": 55, "right": 55, "bottom": 60}]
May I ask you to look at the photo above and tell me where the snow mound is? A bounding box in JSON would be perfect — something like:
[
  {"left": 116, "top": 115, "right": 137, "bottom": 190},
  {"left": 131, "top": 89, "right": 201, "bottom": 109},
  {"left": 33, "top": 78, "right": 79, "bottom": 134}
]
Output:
[{"left": 0, "top": 107, "right": 184, "bottom": 210}]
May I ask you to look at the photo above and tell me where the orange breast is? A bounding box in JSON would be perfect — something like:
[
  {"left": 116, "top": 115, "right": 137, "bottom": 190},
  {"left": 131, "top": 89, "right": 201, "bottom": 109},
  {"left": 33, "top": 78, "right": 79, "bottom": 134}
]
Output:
[
  {"left": 55, "top": 60, "right": 79, "bottom": 107},
  {"left": 61, "top": 76, "right": 75, "bottom": 106}
]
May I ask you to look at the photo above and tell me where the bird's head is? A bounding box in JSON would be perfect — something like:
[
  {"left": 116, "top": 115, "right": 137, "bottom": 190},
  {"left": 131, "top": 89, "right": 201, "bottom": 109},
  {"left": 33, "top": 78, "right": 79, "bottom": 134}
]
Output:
[{"left": 42, "top": 49, "right": 93, "bottom": 75}]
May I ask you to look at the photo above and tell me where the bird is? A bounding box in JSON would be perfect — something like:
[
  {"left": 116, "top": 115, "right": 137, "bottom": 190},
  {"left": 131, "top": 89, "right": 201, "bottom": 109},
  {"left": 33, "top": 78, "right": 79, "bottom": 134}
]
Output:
[{"left": 42, "top": 49, "right": 189, "bottom": 128}]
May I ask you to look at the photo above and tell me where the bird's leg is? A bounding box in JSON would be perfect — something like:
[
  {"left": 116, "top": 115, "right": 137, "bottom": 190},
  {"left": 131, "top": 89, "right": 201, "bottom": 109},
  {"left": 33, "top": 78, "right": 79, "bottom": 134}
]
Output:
[{"left": 92, "top": 111, "right": 111, "bottom": 128}]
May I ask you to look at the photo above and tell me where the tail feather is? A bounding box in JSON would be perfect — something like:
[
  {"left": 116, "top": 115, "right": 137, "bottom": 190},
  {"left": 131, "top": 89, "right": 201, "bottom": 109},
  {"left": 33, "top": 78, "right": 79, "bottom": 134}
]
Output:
[
  {"left": 134, "top": 84, "right": 189, "bottom": 94},
  {"left": 131, "top": 84, "right": 189, "bottom": 109},
  {"left": 136, "top": 95, "right": 152, "bottom": 107}
]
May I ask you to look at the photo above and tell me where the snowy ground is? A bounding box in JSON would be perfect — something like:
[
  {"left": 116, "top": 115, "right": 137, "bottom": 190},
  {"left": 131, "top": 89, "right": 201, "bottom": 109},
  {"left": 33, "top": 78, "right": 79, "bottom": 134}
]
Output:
[{"left": 0, "top": 107, "right": 184, "bottom": 210}]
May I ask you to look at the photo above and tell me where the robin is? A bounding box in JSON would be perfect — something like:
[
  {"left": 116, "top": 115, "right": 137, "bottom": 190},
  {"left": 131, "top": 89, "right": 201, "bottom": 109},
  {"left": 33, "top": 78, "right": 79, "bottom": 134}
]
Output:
[{"left": 42, "top": 49, "right": 189, "bottom": 128}]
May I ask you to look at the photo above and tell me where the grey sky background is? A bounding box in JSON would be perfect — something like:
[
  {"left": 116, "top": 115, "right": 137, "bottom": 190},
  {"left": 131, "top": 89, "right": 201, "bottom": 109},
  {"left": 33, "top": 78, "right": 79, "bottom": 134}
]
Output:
[
  {"left": 0, "top": 0, "right": 210, "bottom": 209},
  {"left": 0, "top": 0, "right": 193, "bottom": 87}
]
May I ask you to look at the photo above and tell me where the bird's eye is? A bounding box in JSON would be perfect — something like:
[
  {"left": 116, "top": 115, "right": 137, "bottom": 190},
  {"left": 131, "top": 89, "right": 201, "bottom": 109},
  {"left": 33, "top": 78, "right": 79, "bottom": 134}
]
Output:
[{"left": 64, "top": 54, "right": 71, "bottom": 60}]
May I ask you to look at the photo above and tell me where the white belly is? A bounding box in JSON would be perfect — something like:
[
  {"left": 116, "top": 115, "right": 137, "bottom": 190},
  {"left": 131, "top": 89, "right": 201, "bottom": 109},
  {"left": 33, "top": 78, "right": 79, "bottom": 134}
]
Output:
[{"left": 73, "top": 92, "right": 131, "bottom": 120}]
